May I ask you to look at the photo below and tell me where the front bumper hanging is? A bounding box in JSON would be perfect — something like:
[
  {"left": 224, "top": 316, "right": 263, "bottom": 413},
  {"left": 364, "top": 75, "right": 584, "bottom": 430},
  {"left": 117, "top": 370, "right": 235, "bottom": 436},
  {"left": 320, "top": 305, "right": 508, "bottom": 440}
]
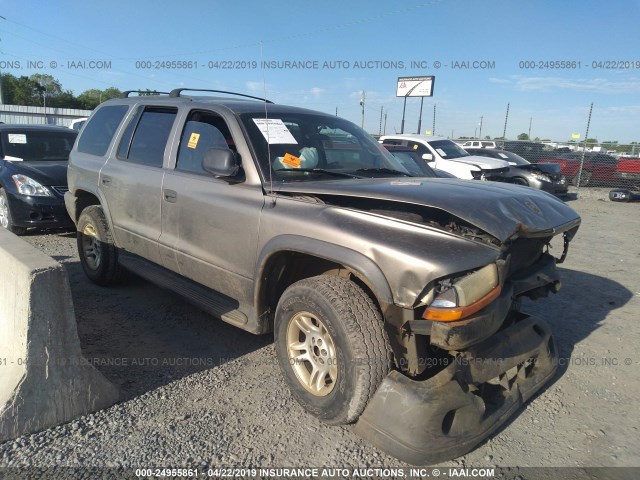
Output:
[{"left": 354, "top": 314, "right": 558, "bottom": 465}]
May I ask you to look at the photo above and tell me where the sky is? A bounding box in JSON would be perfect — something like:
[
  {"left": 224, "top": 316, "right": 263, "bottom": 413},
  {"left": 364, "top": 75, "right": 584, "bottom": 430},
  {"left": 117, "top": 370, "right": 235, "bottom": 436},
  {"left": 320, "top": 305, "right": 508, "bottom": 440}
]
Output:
[{"left": 0, "top": 0, "right": 639, "bottom": 143}]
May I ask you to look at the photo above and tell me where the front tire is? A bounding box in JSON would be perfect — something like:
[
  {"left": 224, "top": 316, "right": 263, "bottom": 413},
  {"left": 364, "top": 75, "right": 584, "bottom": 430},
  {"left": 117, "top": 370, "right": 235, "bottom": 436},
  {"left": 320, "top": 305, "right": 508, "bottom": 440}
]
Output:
[
  {"left": 512, "top": 177, "right": 529, "bottom": 186},
  {"left": 0, "top": 188, "right": 27, "bottom": 235},
  {"left": 77, "top": 205, "right": 123, "bottom": 286},
  {"left": 274, "top": 275, "right": 391, "bottom": 425}
]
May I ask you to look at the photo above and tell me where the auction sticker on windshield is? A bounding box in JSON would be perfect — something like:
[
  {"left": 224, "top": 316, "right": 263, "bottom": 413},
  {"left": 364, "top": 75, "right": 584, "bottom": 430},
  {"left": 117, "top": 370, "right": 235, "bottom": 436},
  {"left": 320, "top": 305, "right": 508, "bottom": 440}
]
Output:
[
  {"left": 8, "top": 134, "right": 27, "bottom": 144},
  {"left": 252, "top": 118, "right": 298, "bottom": 144}
]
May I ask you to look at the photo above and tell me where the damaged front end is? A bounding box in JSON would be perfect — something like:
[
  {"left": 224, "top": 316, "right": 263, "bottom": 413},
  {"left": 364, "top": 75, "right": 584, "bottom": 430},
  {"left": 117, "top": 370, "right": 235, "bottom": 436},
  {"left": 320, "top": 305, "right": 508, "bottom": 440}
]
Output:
[
  {"left": 354, "top": 314, "right": 557, "bottom": 465},
  {"left": 273, "top": 178, "right": 580, "bottom": 464},
  {"left": 354, "top": 220, "right": 579, "bottom": 465}
]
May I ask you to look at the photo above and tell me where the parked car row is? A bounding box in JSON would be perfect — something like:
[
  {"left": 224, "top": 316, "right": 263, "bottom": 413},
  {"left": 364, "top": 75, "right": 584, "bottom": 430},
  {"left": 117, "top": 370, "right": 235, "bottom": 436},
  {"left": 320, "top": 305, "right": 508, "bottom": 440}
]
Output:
[{"left": 378, "top": 135, "right": 568, "bottom": 195}]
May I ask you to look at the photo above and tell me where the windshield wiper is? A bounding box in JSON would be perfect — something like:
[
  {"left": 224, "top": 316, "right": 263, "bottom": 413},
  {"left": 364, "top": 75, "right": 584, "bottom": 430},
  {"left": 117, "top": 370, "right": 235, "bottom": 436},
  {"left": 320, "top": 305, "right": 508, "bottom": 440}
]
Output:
[
  {"left": 273, "top": 168, "right": 359, "bottom": 178},
  {"left": 355, "top": 168, "right": 413, "bottom": 177}
]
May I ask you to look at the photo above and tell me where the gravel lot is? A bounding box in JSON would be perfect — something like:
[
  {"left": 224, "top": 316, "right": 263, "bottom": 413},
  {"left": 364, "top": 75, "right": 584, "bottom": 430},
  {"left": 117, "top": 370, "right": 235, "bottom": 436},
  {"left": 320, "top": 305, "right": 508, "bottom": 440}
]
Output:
[{"left": 1, "top": 188, "right": 639, "bottom": 470}]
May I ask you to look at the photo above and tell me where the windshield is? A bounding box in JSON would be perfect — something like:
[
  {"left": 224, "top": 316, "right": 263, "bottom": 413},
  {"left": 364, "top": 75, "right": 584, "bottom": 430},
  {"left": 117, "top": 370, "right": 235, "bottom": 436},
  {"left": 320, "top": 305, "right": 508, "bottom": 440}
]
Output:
[
  {"left": 496, "top": 150, "right": 530, "bottom": 166},
  {"left": 1, "top": 130, "right": 77, "bottom": 161},
  {"left": 240, "top": 112, "right": 409, "bottom": 182},
  {"left": 428, "top": 140, "right": 469, "bottom": 159}
]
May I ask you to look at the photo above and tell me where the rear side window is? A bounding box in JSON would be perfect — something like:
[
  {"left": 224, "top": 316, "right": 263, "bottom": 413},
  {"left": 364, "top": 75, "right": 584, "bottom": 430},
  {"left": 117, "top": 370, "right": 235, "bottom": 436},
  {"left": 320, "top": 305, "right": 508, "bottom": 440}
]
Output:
[
  {"left": 119, "top": 107, "right": 177, "bottom": 168},
  {"left": 77, "top": 105, "right": 129, "bottom": 156}
]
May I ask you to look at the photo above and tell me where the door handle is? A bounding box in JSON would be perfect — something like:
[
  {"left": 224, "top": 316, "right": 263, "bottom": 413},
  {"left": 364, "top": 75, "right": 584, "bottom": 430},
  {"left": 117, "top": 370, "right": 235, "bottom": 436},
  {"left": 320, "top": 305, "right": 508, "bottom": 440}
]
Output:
[
  {"left": 163, "top": 189, "right": 177, "bottom": 203},
  {"left": 101, "top": 176, "right": 112, "bottom": 186}
]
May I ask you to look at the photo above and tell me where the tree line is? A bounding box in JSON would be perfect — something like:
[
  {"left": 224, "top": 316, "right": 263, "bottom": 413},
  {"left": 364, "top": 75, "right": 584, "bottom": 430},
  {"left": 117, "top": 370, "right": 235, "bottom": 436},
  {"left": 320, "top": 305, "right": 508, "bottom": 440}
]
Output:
[{"left": 0, "top": 73, "right": 160, "bottom": 110}]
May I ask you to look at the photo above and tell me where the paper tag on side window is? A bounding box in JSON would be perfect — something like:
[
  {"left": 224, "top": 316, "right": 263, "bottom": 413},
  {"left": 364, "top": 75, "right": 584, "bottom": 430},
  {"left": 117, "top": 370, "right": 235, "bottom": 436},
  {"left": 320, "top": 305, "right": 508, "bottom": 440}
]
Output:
[{"left": 187, "top": 133, "right": 200, "bottom": 149}]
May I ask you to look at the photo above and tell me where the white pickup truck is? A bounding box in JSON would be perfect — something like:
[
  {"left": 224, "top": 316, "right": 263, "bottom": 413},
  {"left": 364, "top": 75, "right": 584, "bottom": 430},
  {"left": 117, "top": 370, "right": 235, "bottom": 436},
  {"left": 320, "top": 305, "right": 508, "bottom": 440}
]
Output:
[{"left": 380, "top": 134, "right": 509, "bottom": 180}]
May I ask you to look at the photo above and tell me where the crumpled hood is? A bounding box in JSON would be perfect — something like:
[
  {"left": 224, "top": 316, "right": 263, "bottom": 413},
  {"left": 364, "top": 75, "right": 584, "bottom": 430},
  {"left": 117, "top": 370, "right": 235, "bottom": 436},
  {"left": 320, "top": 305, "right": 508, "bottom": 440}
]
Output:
[
  {"left": 449, "top": 155, "right": 510, "bottom": 170},
  {"left": 274, "top": 177, "right": 580, "bottom": 243},
  {"left": 2, "top": 160, "right": 68, "bottom": 186},
  {"left": 514, "top": 163, "right": 562, "bottom": 175}
]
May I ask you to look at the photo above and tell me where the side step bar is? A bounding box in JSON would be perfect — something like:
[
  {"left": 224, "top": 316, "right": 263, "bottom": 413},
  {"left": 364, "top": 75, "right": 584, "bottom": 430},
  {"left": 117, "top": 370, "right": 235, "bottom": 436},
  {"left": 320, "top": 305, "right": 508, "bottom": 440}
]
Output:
[{"left": 118, "top": 252, "right": 248, "bottom": 327}]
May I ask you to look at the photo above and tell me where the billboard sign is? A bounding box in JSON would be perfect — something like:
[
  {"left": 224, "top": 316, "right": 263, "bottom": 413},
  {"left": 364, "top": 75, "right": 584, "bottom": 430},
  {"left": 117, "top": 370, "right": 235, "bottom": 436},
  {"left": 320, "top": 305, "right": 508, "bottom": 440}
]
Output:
[{"left": 396, "top": 76, "right": 435, "bottom": 97}]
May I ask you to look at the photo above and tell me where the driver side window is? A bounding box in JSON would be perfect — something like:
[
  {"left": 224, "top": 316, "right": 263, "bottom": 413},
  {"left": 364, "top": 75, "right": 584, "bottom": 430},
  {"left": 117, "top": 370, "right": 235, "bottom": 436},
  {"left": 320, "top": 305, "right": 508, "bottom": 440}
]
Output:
[{"left": 176, "top": 111, "right": 235, "bottom": 175}]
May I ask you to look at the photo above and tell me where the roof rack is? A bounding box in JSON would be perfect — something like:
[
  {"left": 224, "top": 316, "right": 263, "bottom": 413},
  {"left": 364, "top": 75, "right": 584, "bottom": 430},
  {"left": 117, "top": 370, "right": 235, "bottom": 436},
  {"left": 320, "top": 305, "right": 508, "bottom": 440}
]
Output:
[
  {"left": 168, "top": 88, "right": 273, "bottom": 103},
  {"left": 119, "top": 90, "right": 170, "bottom": 98}
]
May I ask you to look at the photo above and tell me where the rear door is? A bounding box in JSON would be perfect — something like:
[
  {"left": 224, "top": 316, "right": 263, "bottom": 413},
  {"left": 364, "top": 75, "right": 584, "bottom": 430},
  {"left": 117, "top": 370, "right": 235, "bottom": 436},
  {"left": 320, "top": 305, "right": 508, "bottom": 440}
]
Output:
[
  {"left": 99, "top": 105, "right": 178, "bottom": 264},
  {"left": 159, "top": 108, "right": 264, "bottom": 303}
]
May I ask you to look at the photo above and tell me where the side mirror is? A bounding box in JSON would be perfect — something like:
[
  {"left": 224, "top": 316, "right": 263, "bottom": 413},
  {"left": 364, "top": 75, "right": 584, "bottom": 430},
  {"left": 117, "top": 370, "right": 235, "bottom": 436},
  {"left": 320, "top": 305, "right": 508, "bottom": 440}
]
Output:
[
  {"left": 202, "top": 148, "right": 240, "bottom": 177},
  {"left": 422, "top": 153, "right": 433, "bottom": 161}
]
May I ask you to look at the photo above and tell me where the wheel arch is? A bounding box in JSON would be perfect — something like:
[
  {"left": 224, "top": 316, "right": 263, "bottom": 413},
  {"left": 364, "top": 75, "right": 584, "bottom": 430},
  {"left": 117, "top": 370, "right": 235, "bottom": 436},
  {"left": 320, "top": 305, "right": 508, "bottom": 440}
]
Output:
[
  {"left": 254, "top": 235, "right": 394, "bottom": 331},
  {"left": 68, "top": 187, "right": 116, "bottom": 232}
]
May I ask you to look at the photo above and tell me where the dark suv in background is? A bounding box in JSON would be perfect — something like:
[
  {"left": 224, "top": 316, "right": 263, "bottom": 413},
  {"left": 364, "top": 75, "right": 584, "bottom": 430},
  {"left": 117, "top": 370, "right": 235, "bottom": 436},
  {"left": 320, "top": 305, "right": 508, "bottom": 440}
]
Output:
[
  {"left": 502, "top": 140, "right": 552, "bottom": 163},
  {"left": 0, "top": 125, "right": 77, "bottom": 234},
  {"left": 65, "top": 89, "right": 580, "bottom": 465}
]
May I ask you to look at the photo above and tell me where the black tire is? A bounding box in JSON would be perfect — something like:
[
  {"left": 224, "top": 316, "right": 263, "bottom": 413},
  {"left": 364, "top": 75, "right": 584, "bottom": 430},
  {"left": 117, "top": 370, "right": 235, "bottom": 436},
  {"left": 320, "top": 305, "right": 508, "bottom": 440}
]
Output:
[
  {"left": 77, "top": 205, "right": 123, "bottom": 286},
  {"left": 274, "top": 275, "right": 391, "bottom": 425},
  {"left": 0, "top": 188, "right": 27, "bottom": 235},
  {"left": 609, "top": 189, "right": 632, "bottom": 202},
  {"left": 512, "top": 177, "right": 529, "bottom": 186}
]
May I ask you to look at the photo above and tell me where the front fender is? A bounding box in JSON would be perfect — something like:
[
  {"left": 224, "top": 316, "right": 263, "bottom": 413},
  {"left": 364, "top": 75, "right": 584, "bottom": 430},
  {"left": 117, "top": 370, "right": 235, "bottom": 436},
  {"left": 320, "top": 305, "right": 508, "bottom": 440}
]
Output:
[{"left": 254, "top": 234, "right": 394, "bottom": 311}]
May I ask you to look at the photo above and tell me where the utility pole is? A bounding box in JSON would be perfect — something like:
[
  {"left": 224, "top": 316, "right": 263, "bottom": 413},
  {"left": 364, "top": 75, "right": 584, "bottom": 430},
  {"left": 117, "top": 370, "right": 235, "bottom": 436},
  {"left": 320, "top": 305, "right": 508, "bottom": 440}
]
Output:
[
  {"left": 432, "top": 104, "right": 436, "bottom": 135},
  {"left": 400, "top": 97, "right": 407, "bottom": 134},
  {"left": 383, "top": 111, "right": 387, "bottom": 135},
  {"left": 360, "top": 91, "right": 365, "bottom": 129},
  {"left": 528, "top": 117, "right": 532, "bottom": 139},
  {"left": 378, "top": 106, "right": 384, "bottom": 136},
  {"left": 502, "top": 102, "right": 510, "bottom": 140},
  {"left": 335, "top": 106, "right": 338, "bottom": 117}
]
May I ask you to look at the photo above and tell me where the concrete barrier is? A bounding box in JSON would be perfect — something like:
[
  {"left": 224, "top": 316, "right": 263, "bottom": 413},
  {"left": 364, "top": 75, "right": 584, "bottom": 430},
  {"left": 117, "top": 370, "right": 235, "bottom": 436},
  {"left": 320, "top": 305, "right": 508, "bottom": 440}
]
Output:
[{"left": 0, "top": 228, "right": 119, "bottom": 442}]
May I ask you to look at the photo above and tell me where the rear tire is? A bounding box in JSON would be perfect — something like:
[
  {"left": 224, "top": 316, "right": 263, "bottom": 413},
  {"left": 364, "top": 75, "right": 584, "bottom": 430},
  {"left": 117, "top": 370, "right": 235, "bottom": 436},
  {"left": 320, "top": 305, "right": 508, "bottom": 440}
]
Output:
[
  {"left": 77, "top": 205, "right": 123, "bottom": 286},
  {"left": 0, "top": 188, "right": 27, "bottom": 235},
  {"left": 274, "top": 275, "right": 391, "bottom": 425}
]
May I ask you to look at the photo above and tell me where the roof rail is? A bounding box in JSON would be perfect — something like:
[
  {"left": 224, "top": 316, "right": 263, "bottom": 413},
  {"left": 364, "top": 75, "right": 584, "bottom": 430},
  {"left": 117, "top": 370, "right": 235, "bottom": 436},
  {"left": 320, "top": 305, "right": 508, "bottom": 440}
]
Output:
[
  {"left": 119, "top": 90, "right": 170, "bottom": 98},
  {"left": 168, "top": 88, "right": 273, "bottom": 103}
]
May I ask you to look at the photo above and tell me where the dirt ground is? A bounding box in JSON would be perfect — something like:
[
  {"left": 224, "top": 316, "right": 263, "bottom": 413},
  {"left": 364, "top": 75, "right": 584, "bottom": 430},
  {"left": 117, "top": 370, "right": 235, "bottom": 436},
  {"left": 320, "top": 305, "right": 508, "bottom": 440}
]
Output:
[{"left": 1, "top": 188, "right": 639, "bottom": 469}]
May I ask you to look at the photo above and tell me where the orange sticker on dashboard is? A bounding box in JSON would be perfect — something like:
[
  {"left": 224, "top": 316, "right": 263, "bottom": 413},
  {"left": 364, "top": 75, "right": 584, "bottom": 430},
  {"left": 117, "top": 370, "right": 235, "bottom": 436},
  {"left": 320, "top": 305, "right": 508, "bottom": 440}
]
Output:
[{"left": 282, "top": 153, "right": 302, "bottom": 168}]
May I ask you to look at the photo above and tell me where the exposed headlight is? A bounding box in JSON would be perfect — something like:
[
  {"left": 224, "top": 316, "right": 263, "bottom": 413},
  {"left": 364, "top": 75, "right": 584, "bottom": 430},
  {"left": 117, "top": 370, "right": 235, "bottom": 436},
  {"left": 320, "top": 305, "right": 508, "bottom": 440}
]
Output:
[
  {"left": 532, "top": 172, "right": 551, "bottom": 182},
  {"left": 423, "top": 264, "right": 501, "bottom": 322},
  {"left": 12, "top": 175, "right": 53, "bottom": 197}
]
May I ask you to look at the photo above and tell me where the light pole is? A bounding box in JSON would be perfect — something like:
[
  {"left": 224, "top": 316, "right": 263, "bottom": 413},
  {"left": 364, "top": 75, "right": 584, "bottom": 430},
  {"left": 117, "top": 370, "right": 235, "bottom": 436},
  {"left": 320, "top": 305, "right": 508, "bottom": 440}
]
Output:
[
  {"left": 360, "top": 91, "right": 365, "bottom": 129},
  {"left": 479, "top": 116, "right": 483, "bottom": 139},
  {"left": 528, "top": 117, "right": 532, "bottom": 139}
]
